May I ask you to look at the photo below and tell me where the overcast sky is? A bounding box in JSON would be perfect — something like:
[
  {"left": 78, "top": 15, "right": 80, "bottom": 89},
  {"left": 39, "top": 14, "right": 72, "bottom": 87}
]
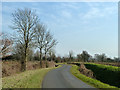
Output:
[{"left": 2, "top": 2, "right": 118, "bottom": 58}]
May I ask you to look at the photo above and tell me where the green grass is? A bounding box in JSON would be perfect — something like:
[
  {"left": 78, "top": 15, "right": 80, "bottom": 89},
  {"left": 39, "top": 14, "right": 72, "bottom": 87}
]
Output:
[
  {"left": 2, "top": 65, "right": 62, "bottom": 88},
  {"left": 84, "top": 63, "right": 120, "bottom": 88},
  {"left": 70, "top": 65, "right": 119, "bottom": 89}
]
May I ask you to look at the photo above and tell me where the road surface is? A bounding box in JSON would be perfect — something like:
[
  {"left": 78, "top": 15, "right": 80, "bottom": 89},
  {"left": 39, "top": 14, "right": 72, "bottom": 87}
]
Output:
[{"left": 42, "top": 64, "right": 95, "bottom": 88}]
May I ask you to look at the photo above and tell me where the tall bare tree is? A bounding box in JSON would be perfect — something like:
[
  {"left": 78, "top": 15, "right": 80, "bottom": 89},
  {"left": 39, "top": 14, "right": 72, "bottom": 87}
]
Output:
[
  {"left": 35, "top": 23, "right": 57, "bottom": 67},
  {"left": 11, "top": 8, "right": 39, "bottom": 71},
  {"left": 44, "top": 31, "right": 57, "bottom": 61},
  {"left": 35, "top": 23, "right": 46, "bottom": 67}
]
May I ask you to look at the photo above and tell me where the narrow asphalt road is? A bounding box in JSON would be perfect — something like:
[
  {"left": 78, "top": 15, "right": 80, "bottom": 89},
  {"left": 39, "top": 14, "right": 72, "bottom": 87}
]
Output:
[{"left": 42, "top": 64, "right": 95, "bottom": 88}]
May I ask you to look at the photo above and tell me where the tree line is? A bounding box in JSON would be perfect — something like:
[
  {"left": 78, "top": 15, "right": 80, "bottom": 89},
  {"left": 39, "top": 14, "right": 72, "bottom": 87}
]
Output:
[{"left": 54, "top": 51, "right": 120, "bottom": 63}]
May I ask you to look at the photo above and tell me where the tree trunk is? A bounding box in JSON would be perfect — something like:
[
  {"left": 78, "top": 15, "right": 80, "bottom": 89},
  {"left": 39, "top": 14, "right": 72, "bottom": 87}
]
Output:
[
  {"left": 40, "top": 48, "right": 42, "bottom": 68},
  {"left": 45, "top": 52, "right": 48, "bottom": 68},
  {"left": 46, "top": 60, "right": 48, "bottom": 68},
  {"left": 21, "top": 56, "right": 27, "bottom": 72},
  {"left": 21, "top": 45, "right": 27, "bottom": 72},
  {"left": 45, "top": 52, "right": 47, "bottom": 61}
]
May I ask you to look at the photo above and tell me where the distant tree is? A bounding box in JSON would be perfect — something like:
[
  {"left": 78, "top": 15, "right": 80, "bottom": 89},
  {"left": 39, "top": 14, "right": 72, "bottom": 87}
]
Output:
[
  {"left": 114, "top": 57, "right": 120, "bottom": 62},
  {"left": 106, "top": 58, "right": 114, "bottom": 62},
  {"left": 68, "top": 51, "right": 74, "bottom": 62},
  {"left": 62, "top": 57, "right": 66, "bottom": 62},
  {"left": 12, "top": 43, "right": 34, "bottom": 61},
  {"left": 94, "top": 54, "right": 99, "bottom": 61},
  {"left": 11, "top": 8, "right": 39, "bottom": 71},
  {"left": 94, "top": 53, "right": 107, "bottom": 62},
  {"left": 48, "top": 49, "right": 56, "bottom": 61},
  {"left": 62, "top": 55, "right": 69, "bottom": 63},
  {"left": 12, "top": 43, "right": 25, "bottom": 60},
  {"left": 77, "top": 54, "right": 82, "bottom": 62},
  {"left": 81, "top": 51, "right": 90, "bottom": 62},
  {"left": 33, "top": 50, "right": 39, "bottom": 61},
  {"left": 88, "top": 55, "right": 93, "bottom": 62},
  {"left": 101, "top": 54, "right": 107, "bottom": 62},
  {"left": 28, "top": 49, "right": 34, "bottom": 61},
  {"left": 55, "top": 56, "right": 61, "bottom": 63}
]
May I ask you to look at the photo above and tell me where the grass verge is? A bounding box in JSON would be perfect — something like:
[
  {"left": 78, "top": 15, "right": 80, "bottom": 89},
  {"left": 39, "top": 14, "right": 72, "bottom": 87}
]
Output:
[
  {"left": 70, "top": 65, "right": 119, "bottom": 89},
  {"left": 2, "top": 65, "right": 61, "bottom": 88}
]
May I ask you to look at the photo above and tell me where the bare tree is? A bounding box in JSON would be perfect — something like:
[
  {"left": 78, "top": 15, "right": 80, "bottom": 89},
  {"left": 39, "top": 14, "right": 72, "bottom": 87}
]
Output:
[
  {"left": 35, "top": 23, "right": 46, "bottom": 67},
  {"left": 42, "top": 31, "right": 57, "bottom": 68},
  {"left": 0, "top": 33, "right": 13, "bottom": 58},
  {"left": 44, "top": 31, "right": 57, "bottom": 61},
  {"left": 34, "top": 23, "right": 57, "bottom": 67},
  {"left": 11, "top": 8, "right": 39, "bottom": 71}
]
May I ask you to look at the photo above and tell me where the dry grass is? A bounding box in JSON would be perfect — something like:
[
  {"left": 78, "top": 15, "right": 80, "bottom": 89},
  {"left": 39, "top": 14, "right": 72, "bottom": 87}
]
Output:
[{"left": 2, "top": 60, "right": 55, "bottom": 77}]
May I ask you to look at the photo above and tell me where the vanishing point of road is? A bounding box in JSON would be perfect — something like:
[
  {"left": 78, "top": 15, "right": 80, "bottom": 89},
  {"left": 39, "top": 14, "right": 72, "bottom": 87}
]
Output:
[{"left": 42, "top": 64, "right": 96, "bottom": 88}]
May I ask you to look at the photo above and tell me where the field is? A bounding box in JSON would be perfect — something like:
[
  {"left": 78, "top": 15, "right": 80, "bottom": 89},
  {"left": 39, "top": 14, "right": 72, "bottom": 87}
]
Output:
[
  {"left": 70, "top": 62, "right": 120, "bottom": 89},
  {"left": 72, "top": 62, "right": 120, "bottom": 67},
  {"left": 84, "top": 63, "right": 120, "bottom": 88},
  {"left": 70, "top": 65, "right": 119, "bottom": 89}
]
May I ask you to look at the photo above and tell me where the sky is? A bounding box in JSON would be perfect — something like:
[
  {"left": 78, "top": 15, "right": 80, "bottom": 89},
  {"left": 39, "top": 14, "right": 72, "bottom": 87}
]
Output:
[{"left": 2, "top": 2, "right": 118, "bottom": 58}]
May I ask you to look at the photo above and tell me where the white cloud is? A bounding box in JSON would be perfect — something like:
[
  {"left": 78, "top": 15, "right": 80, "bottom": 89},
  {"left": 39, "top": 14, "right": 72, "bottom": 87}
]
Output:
[
  {"left": 83, "top": 8, "right": 101, "bottom": 19},
  {"left": 82, "top": 5, "right": 117, "bottom": 20}
]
